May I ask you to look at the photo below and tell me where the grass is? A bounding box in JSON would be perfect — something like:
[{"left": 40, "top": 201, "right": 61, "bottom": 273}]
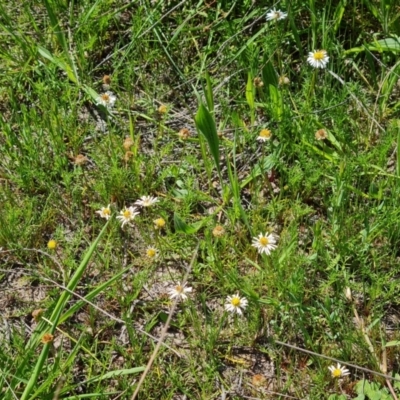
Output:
[{"left": 1, "top": 0, "right": 400, "bottom": 399}]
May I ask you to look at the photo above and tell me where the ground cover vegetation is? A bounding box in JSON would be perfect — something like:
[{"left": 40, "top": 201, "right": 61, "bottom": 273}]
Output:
[{"left": 1, "top": 0, "right": 400, "bottom": 398}]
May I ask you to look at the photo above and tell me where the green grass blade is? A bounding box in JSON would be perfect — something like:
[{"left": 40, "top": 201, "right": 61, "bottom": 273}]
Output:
[
  {"left": 195, "top": 103, "right": 220, "bottom": 174},
  {"left": 204, "top": 71, "right": 214, "bottom": 113},
  {"left": 81, "top": 367, "right": 145, "bottom": 385},
  {"left": 246, "top": 71, "right": 255, "bottom": 124},
  {"left": 38, "top": 45, "right": 78, "bottom": 84},
  {"left": 43, "top": 0, "right": 68, "bottom": 53}
]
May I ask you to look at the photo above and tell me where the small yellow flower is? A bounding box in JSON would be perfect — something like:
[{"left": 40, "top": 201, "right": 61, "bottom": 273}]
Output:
[
  {"left": 153, "top": 217, "right": 166, "bottom": 230},
  {"left": 257, "top": 129, "right": 272, "bottom": 142},
  {"left": 158, "top": 104, "right": 168, "bottom": 114},
  {"left": 47, "top": 240, "right": 57, "bottom": 250},
  {"left": 41, "top": 333, "right": 54, "bottom": 344}
]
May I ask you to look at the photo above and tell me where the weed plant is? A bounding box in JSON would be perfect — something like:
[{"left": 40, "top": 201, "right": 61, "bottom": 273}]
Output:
[{"left": 1, "top": 0, "right": 400, "bottom": 399}]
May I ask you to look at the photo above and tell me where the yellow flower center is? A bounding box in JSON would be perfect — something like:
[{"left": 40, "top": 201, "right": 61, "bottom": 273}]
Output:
[
  {"left": 332, "top": 368, "right": 342, "bottom": 378},
  {"left": 158, "top": 104, "right": 167, "bottom": 114},
  {"left": 259, "top": 129, "right": 272, "bottom": 138},
  {"left": 101, "top": 93, "right": 110, "bottom": 102},
  {"left": 47, "top": 240, "right": 57, "bottom": 250},
  {"left": 123, "top": 210, "right": 131, "bottom": 218},
  {"left": 259, "top": 237, "right": 269, "bottom": 246},
  {"left": 147, "top": 248, "right": 156, "bottom": 258},
  {"left": 103, "top": 208, "right": 111, "bottom": 215},
  {"left": 313, "top": 51, "right": 326, "bottom": 60},
  {"left": 231, "top": 297, "right": 241, "bottom": 306},
  {"left": 175, "top": 285, "right": 183, "bottom": 293},
  {"left": 154, "top": 218, "right": 166, "bottom": 228}
]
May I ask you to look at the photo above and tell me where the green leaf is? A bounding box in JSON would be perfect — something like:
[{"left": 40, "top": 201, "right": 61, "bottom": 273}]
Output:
[
  {"left": 43, "top": 0, "right": 68, "bottom": 53},
  {"left": 38, "top": 45, "right": 78, "bottom": 84},
  {"left": 262, "top": 59, "right": 278, "bottom": 89},
  {"left": 82, "top": 84, "right": 100, "bottom": 104},
  {"left": 240, "top": 154, "right": 276, "bottom": 188},
  {"left": 204, "top": 71, "right": 214, "bottom": 112},
  {"left": 174, "top": 213, "right": 197, "bottom": 234},
  {"left": 195, "top": 103, "right": 220, "bottom": 173},
  {"left": 345, "top": 37, "right": 400, "bottom": 54},
  {"left": 385, "top": 340, "right": 400, "bottom": 347},
  {"left": 269, "top": 85, "right": 283, "bottom": 121},
  {"left": 83, "top": 367, "right": 145, "bottom": 385},
  {"left": 246, "top": 71, "right": 255, "bottom": 110}
]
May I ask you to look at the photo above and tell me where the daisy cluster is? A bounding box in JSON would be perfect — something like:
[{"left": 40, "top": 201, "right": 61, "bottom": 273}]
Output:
[
  {"left": 96, "top": 195, "right": 159, "bottom": 228},
  {"left": 96, "top": 197, "right": 281, "bottom": 315}
]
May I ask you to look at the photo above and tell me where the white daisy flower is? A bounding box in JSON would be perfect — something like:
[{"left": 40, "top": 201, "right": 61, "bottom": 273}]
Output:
[
  {"left": 252, "top": 233, "right": 278, "bottom": 255},
  {"left": 328, "top": 363, "right": 350, "bottom": 378},
  {"left": 135, "top": 195, "right": 159, "bottom": 208},
  {"left": 225, "top": 294, "right": 248, "bottom": 315},
  {"left": 168, "top": 282, "right": 192, "bottom": 301},
  {"left": 146, "top": 246, "right": 158, "bottom": 259},
  {"left": 97, "top": 91, "right": 117, "bottom": 108},
  {"left": 96, "top": 205, "right": 112, "bottom": 220},
  {"left": 307, "top": 50, "right": 329, "bottom": 69},
  {"left": 116, "top": 206, "right": 139, "bottom": 228},
  {"left": 266, "top": 9, "right": 287, "bottom": 21}
]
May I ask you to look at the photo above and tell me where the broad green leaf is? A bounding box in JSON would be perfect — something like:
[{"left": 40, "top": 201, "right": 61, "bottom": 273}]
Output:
[
  {"left": 385, "top": 340, "right": 400, "bottom": 347},
  {"left": 174, "top": 213, "right": 197, "bottom": 234},
  {"left": 269, "top": 85, "right": 283, "bottom": 121},
  {"left": 262, "top": 59, "right": 278, "bottom": 89},
  {"left": 246, "top": 71, "right": 255, "bottom": 110},
  {"left": 195, "top": 103, "right": 220, "bottom": 173},
  {"left": 345, "top": 37, "right": 400, "bottom": 54}
]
